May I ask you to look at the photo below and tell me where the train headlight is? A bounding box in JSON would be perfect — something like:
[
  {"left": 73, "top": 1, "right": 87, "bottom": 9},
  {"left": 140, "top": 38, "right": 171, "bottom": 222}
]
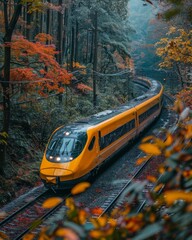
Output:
[
  {"left": 64, "top": 131, "right": 71, "bottom": 136},
  {"left": 56, "top": 157, "right": 61, "bottom": 161}
]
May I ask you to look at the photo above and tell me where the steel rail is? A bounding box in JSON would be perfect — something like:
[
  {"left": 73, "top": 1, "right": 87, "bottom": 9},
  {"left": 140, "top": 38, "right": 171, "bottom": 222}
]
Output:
[
  {"left": 0, "top": 189, "right": 49, "bottom": 227},
  {"left": 15, "top": 193, "right": 71, "bottom": 240}
]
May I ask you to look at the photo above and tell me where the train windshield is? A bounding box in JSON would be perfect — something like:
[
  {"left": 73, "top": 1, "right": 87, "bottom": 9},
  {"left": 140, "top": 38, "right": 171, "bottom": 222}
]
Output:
[{"left": 46, "top": 131, "right": 87, "bottom": 162}]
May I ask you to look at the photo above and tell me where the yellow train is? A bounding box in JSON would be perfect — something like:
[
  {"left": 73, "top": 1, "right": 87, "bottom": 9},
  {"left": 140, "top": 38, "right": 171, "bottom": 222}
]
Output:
[{"left": 40, "top": 78, "right": 163, "bottom": 189}]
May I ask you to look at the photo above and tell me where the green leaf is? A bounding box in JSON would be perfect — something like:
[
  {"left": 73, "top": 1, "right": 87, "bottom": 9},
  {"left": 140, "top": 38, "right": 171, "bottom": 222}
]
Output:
[
  {"left": 132, "top": 223, "right": 162, "bottom": 240},
  {"left": 164, "top": 8, "right": 181, "bottom": 20},
  {"left": 158, "top": 170, "right": 176, "bottom": 184},
  {"left": 46, "top": 223, "right": 58, "bottom": 235}
]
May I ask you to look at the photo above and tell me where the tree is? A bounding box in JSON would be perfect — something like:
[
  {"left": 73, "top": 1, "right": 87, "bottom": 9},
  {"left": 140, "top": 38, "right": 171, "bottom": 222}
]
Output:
[
  {"left": 157, "top": 0, "right": 192, "bottom": 27},
  {"left": 0, "top": 0, "right": 24, "bottom": 175},
  {"left": 156, "top": 27, "right": 192, "bottom": 88},
  {"left": 0, "top": 0, "right": 70, "bottom": 175}
]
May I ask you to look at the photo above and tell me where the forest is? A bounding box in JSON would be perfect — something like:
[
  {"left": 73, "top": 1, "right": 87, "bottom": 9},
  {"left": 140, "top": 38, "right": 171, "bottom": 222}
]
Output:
[{"left": 0, "top": 0, "right": 192, "bottom": 239}]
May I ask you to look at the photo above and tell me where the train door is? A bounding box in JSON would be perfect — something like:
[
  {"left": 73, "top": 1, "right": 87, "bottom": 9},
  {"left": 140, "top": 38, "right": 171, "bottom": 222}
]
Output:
[{"left": 97, "top": 131, "right": 102, "bottom": 164}]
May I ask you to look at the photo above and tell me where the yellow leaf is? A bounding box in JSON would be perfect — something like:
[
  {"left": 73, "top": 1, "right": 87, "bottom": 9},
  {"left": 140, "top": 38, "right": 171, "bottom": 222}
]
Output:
[
  {"left": 141, "top": 135, "right": 154, "bottom": 143},
  {"left": 136, "top": 156, "right": 148, "bottom": 165},
  {"left": 89, "top": 230, "right": 103, "bottom": 238},
  {"left": 97, "top": 216, "right": 107, "bottom": 227},
  {"left": 23, "top": 233, "right": 35, "bottom": 240},
  {"left": 165, "top": 134, "right": 173, "bottom": 146},
  {"left": 108, "top": 218, "right": 117, "bottom": 227},
  {"left": 0, "top": 231, "right": 9, "bottom": 240},
  {"left": 139, "top": 143, "right": 161, "bottom": 155},
  {"left": 65, "top": 197, "right": 75, "bottom": 210},
  {"left": 154, "top": 183, "right": 164, "bottom": 193},
  {"left": 164, "top": 190, "right": 192, "bottom": 205},
  {"left": 78, "top": 209, "right": 87, "bottom": 224},
  {"left": 159, "top": 166, "right": 165, "bottom": 174},
  {"left": 71, "top": 182, "right": 91, "bottom": 195},
  {"left": 42, "top": 197, "right": 63, "bottom": 208},
  {"left": 155, "top": 138, "right": 165, "bottom": 148}
]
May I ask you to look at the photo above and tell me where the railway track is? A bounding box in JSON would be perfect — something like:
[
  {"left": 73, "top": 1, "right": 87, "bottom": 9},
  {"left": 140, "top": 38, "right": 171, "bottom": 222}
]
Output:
[
  {"left": 0, "top": 81, "right": 176, "bottom": 239},
  {"left": 91, "top": 154, "right": 153, "bottom": 218},
  {"left": 0, "top": 188, "right": 70, "bottom": 239}
]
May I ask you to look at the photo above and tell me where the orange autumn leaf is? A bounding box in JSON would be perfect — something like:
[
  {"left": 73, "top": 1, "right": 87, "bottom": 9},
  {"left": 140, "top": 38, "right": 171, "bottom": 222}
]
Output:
[
  {"left": 149, "top": 213, "right": 156, "bottom": 223},
  {"left": 91, "top": 207, "right": 103, "bottom": 216},
  {"left": 186, "top": 124, "right": 192, "bottom": 139},
  {"left": 89, "top": 230, "right": 103, "bottom": 238},
  {"left": 165, "top": 134, "right": 173, "bottom": 146},
  {"left": 147, "top": 175, "right": 157, "bottom": 183},
  {"left": 139, "top": 143, "right": 161, "bottom": 155},
  {"left": 42, "top": 197, "right": 63, "bottom": 208},
  {"left": 183, "top": 170, "right": 192, "bottom": 178},
  {"left": 0, "top": 231, "right": 9, "bottom": 240},
  {"left": 97, "top": 216, "right": 108, "bottom": 227},
  {"left": 154, "top": 183, "right": 164, "bottom": 193},
  {"left": 108, "top": 218, "right": 117, "bottom": 227},
  {"left": 186, "top": 204, "right": 192, "bottom": 212},
  {"left": 71, "top": 182, "right": 91, "bottom": 195},
  {"left": 164, "top": 190, "right": 192, "bottom": 205},
  {"left": 78, "top": 209, "right": 87, "bottom": 224},
  {"left": 141, "top": 135, "right": 154, "bottom": 143},
  {"left": 22, "top": 233, "right": 35, "bottom": 240},
  {"left": 136, "top": 156, "right": 148, "bottom": 165}
]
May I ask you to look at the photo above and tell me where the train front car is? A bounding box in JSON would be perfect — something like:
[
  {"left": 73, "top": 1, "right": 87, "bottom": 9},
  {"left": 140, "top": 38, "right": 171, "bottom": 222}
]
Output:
[{"left": 40, "top": 124, "right": 89, "bottom": 189}]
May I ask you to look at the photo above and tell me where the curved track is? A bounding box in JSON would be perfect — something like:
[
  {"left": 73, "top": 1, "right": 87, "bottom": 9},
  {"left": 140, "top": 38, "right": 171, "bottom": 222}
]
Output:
[{"left": 0, "top": 79, "right": 176, "bottom": 238}]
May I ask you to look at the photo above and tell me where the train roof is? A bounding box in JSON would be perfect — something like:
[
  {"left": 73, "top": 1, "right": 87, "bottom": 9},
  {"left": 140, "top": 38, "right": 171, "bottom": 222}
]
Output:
[
  {"left": 56, "top": 78, "right": 162, "bottom": 134},
  {"left": 74, "top": 79, "right": 162, "bottom": 126}
]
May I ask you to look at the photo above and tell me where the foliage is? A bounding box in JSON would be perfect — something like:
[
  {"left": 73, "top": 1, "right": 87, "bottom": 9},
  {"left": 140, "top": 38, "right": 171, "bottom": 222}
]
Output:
[
  {"left": 155, "top": 27, "right": 192, "bottom": 87},
  {"left": 176, "top": 87, "right": 192, "bottom": 109},
  {"left": 4, "top": 34, "right": 72, "bottom": 97},
  {"left": 71, "top": 0, "right": 132, "bottom": 74},
  {"left": 158, "top": 0, "right": 192, "bottom": 24},
  {"left": 18, "top": 99, "right": 192, "bottom": 240}
]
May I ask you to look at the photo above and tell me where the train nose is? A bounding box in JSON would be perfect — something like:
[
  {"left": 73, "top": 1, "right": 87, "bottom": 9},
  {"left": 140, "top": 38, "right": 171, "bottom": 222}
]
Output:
[
  {"left": 40, "top": 167, "right": 73, "bottom": 176},
  {"left": 40, "top": 168, "right": 74, "bottom": 183}
]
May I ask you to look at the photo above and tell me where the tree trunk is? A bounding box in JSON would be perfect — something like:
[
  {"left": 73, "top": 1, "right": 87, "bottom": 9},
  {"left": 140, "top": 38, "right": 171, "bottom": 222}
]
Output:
[
  {"left": 26, "top": 3, "right": 32, "bottom": 40},
  {"left": 46, "top": 0, "right": 51, "bottom": 36},
  {"left": 62, "top": 8, "right": 68, "bottom": 63},
  {"left": 57, "top": 0, "right": 63, "bottom": 64},
  {"left": 0, "top": 2, "right": 22, "bottom": 175},
  {"left": 74, "top": 20, "right": 78, "bottom": 64},
  {"left": 70, "top": 26, "right": 75, "bottom": 71},
  {"left": 93, "top": 11, "right": 98, "bottom": 107}
]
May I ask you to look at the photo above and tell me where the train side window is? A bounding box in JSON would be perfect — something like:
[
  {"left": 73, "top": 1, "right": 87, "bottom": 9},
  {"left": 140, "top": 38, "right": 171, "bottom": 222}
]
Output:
[{"left": 88, "top": 136, "right": 96, "bottom": 151}]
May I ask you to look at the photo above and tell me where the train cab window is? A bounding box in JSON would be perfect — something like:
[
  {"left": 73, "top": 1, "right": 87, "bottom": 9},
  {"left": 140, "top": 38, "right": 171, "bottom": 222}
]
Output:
[
  {"left": 88, "top": 136, "right": 95, "bottom": 151},
  {"left": 46, "top": 131, "right": 87, "bottom": 162}
]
